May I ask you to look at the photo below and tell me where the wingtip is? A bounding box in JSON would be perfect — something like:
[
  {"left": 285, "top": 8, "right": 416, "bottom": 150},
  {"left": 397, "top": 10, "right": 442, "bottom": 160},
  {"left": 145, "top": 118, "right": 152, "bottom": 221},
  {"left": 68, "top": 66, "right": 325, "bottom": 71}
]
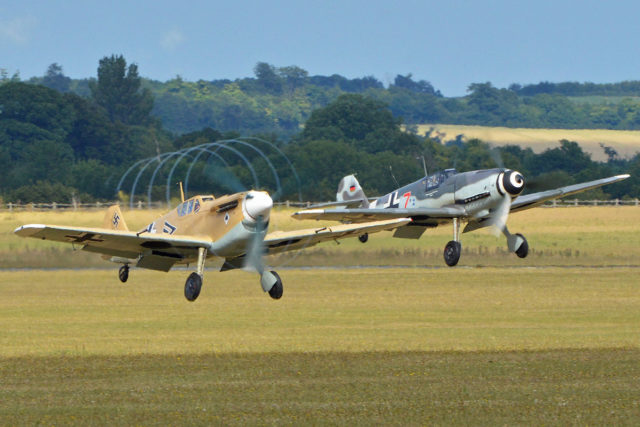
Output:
[
  {"left": 291, "top": 209, "right": 324, "bottom": 218},
  {"left": 13, "top": 224, "right": 45, "bottom": 236}
]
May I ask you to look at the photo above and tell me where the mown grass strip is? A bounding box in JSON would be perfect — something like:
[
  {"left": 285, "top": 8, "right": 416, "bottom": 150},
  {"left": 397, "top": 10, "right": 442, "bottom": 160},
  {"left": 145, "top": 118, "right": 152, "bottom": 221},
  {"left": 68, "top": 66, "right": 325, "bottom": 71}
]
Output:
[
  {"left": 1, "top": 268, "right": 638, "bottom": 356},
  {"left": 1, "top": 349, "right": 638, "bottom": 425}
]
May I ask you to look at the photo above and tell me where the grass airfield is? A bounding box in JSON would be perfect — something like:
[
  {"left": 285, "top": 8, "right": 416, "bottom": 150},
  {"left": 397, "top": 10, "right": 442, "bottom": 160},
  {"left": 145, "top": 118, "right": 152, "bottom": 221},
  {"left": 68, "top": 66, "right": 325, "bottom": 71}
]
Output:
[
  {"left": 3, "top": 205, "right": 640, "bottom": 268},
  {"left": 1, "top": 207, "right": 640, "bottom": 424}
]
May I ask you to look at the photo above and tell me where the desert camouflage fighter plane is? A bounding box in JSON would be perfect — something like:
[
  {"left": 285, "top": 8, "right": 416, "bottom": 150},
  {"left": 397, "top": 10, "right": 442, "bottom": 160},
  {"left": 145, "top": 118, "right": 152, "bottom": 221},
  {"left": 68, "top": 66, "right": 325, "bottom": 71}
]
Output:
[
  {"left": 14, "top": 190, "right": 409, "bottom": 301},
  {"left": 293, "top": 169, "right": 630, "bottom": 266}
]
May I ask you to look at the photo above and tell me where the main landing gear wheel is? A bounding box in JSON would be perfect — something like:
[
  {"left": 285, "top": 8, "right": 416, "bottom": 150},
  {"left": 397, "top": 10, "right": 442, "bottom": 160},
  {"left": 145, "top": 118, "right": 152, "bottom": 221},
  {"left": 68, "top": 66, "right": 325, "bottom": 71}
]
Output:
[
  {"left": 515, "top": 233, "right": 529, "bottom": 258},
  {"left": 268, "top": 271, "right": 283, "bottom": 300},
  {"left": 184, "top": 272, "right": 203, "bottom": 302},
  {"left": 118, "top": 265, "right": 129, "bottom": 283},
  {"left": 358, "top": 233, "right": 369, "bottom": 243},
  {"left": 444, "top": 241, "right": 462, "bottom": 267}
]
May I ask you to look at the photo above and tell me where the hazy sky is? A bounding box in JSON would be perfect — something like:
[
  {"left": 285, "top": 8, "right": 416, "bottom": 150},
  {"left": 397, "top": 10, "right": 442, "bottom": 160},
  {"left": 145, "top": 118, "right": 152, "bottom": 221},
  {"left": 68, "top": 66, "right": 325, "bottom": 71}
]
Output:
[{"left": 2, "top": 0, "right": 640, "bottom": 96}]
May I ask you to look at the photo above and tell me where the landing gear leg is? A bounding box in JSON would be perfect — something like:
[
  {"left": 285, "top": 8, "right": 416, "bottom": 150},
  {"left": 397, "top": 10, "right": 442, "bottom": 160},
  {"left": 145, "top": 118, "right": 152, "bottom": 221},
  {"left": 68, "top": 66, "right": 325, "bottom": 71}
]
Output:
[
  {"left": 118, "top": 265, "right": 129, "bottom": 283},
  {"left": 267, "top": 271, "right": 283, "bottom": 299},
  {"left": 184, "top": 247, "right": 207, "bottom": 302},
  {"left": 261, "top": 270, "right": 283, "bottom": 300},
  {"left": 443, "top": 217, "right": 462, "bottom": 267},
  {"left": 503, "top": 226, "right": 529, "bottom": 259}
]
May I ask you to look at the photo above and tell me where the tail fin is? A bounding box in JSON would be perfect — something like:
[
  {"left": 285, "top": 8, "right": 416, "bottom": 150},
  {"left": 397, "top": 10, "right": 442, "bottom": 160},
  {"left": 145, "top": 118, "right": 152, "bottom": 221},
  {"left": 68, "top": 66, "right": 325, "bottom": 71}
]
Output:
[
  {"left": 336, "top": 175, "right": 369, "bottom": 208},
  {"left": 103, "top": 205, "right": 129, "bottom": 231}
]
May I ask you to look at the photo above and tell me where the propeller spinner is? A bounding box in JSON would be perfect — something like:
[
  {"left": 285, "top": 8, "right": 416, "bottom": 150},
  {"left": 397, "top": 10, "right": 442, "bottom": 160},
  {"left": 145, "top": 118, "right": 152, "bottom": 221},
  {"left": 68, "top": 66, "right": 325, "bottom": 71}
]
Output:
[{"left": 497, "top": 170, "right": 525, "bottom": 197}]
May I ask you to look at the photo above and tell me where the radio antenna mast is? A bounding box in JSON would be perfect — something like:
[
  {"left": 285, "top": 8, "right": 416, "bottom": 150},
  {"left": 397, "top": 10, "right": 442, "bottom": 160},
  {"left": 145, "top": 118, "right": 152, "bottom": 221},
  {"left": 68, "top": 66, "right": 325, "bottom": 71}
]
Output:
[
  {"left": 388, "top": 166, "right": 400, "bottom": 188},
  {"left": 417, "top": 155, "right": 428, "bottom": 177}
]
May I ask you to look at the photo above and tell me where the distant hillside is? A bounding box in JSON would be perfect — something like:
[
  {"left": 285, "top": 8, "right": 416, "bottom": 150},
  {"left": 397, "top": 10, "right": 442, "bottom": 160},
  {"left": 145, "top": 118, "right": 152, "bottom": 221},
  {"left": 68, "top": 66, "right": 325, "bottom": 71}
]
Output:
[
  {"left": 416, "top": 125, "right": 640, "bottom": 161},
  {"left": 145, "top": 77, "right": 640, "bottom": 134},
  {"left": 16, "top": 61, "right": 640, "bottom": 135}
]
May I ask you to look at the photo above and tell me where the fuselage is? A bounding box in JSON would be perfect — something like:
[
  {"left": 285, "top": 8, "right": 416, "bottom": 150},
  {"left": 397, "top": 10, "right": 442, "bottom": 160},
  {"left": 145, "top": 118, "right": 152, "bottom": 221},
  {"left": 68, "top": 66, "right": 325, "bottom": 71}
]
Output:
[
  {"left": 370, "top": 168, "right": 524, "bottom": 222},
  {"left": 139, "top": 190, "right": 273, "bottom": 261}
]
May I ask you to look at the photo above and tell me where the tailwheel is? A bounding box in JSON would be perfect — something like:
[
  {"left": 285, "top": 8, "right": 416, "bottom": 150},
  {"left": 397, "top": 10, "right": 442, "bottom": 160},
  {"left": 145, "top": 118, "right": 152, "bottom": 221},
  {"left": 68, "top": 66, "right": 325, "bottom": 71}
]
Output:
[
  {"left": 118, "top": 265, "right": 129, "bottom": 283},
  {"left": 358, "top": 233, "right": 369, "bottom": 243},
  {"left": 515, "top": 233, "right": 529, "bottom": 258},
  {"left": 268, "top": 271, "right": 283, "bottom": 300},
  {"left": 184, "top": 272, "right": 203, "bottom": 302},
  {"left": 443, "top": 241, "right": 462, "bottom": 267}
]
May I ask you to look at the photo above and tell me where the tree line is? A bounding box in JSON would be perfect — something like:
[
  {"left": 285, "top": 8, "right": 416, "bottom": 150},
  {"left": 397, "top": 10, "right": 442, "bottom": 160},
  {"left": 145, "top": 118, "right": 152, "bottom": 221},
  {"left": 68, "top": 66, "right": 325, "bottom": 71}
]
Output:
[
  {"left": 0, "top": 57, "right": 638, "bottom": 203},
  {"left": 145, "top": 71, "right": 640, "bottom": 133},
  {"left": 11, "top": 61, "right": 640, "bottom": 135}
]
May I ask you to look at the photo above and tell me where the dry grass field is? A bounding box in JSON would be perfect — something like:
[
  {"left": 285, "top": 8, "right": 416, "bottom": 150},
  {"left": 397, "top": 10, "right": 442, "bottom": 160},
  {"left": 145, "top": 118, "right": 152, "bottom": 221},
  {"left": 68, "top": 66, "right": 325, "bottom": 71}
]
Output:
[
  {"left": 415, "top": 124, "right": 640, "bottom": 161},
  {"left": 1, "top": 268, "right": 639, "bottom": 356},
  {"left": 1, "top": 268, "right": 639, "bottom": 424},
  {"left": 1, "top": 207, "right": 639, "bottom": 424},
  {"left": 3, "top": 205, "right": 639, "bottom": 268}
]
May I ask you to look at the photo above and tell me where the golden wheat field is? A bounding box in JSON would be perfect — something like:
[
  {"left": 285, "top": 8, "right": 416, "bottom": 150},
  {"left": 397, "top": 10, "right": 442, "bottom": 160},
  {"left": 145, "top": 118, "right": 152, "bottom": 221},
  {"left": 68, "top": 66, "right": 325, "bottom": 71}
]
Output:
[
  {"left": 1, "top": 206, "right": 639, "bottom": 424},
  {"left": 415, "top": 124, "right": 640, "bottom": 161}
]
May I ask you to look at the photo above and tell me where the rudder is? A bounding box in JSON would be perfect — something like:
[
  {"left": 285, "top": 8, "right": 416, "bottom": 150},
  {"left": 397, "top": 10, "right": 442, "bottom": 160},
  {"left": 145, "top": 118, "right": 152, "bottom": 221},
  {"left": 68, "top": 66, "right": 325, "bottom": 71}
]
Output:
[
  {"left": 103, "top": 205, "right": 129, "bottom": 231},
  {"left": 336, "top": 175, "right": 369, "bottom": 208}
]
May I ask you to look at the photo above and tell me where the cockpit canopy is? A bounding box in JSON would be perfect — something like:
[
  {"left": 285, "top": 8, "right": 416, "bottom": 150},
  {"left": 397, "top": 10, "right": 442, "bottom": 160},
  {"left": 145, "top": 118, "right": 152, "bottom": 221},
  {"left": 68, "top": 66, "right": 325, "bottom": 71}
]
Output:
[
  {"left": 176, "top": 196, "right": 214, "bottom": 217},
  {"left": 425, "top": 169, "right": 457, "bottom": 190}
]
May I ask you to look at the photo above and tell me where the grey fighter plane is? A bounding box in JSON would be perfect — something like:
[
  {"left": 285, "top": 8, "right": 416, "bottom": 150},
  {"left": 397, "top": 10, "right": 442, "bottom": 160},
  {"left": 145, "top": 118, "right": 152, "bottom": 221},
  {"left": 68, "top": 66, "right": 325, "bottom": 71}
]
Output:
[{"left": 293, "top": 169, "right": 630, "bottom": 266}]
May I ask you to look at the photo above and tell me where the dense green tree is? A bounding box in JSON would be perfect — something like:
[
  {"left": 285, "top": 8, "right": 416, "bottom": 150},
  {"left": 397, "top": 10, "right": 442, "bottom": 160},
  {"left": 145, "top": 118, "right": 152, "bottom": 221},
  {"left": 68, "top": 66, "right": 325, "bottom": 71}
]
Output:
[
  {"left": 0, "top": 83, "right": 76, "bottom": 190},
  {"left": 42, "top": 63, "right": 71, "bottom": 93},
  {"left": 532, "top": 140, "right": 592, "bottom": 175},
  {"left": 393, "top": 74, "right": 441, "bottom": 96},
  {"left": 286, "top": 139, "right": 363, "bottom": 199},
  {"left": 302, "top": 94, "right": 424, "bottom": 155},
  {"left": 0, "top": 82, "right": 75, "bottom": 138},
  {"left": 278, "top": 65, "right": 308, "bottom": 95},
  {"left": 175, "top": 128, "right": 219, "bottom": 148},
  {"left": 71, "top": 159, "right": 114, "bottom": 199},
  {"left": 384, "top": 86, "right": 449, "bottom": 123},
  {"left": 63, "top": 93, "right": 119, "bottom": 162},
  {"left": 303, "top": 94, "right": 395, "bottom": 143},
  {"left": 254, "top": 62, "right": 282, "bottom": 94},
  {"left": 90, "top": 55, "right": 154, "bottom": 125},
  {"left": 10, "top": 181, "right": 86, "bottom": 203}
]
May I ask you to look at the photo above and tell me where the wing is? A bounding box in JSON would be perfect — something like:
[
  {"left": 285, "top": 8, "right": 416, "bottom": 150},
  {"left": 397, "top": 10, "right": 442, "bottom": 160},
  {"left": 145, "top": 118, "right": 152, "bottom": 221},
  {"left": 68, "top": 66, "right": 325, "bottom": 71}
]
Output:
[
  {"left": 306, "top": 197, "right": 379, "bottom": 209},
  {"left": 14, "top": 224, "right": 212, "bottom": 271},
  {"left": 511, "top": 174, "right": 630, "bottom": 213},
  {"left": 263, "top": 218, "right": 411, "bottom": 254},
  {"left": 292, "top": 206, "right": 465, "bottom": 223}
]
